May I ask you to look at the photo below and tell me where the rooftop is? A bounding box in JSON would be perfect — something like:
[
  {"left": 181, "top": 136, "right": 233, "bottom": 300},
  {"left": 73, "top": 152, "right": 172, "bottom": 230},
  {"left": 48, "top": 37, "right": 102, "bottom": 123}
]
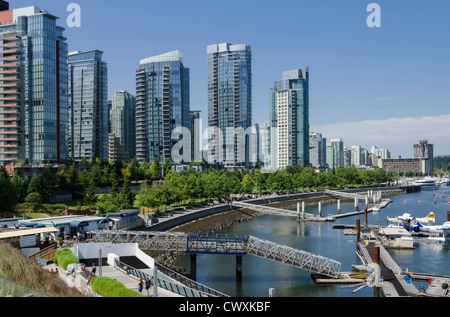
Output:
[{"left": 140, "top": 50, "right": 183, "bottom": 65}]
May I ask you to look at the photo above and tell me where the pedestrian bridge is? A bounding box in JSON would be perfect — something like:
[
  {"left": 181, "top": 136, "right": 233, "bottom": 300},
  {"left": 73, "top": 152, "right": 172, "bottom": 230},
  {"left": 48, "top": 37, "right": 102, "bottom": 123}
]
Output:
[
  {"left": 232, "top": 201, "right": 317, "bottom": 218},
  {"left": 88, "top": 230, "right": 342, "bottom": 278},
  {"left": 324, "top": 190, "right": 366, "bottom": 200}
]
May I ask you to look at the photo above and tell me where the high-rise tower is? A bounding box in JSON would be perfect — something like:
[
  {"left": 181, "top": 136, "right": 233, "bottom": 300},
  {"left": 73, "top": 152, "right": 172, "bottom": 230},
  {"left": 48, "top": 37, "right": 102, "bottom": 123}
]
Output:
[
  {"left": 0, "top": 5, "right": 68, "bottom": 165},
  {"left": 135, "top": 51, "right": 190, "bottom": 163},
  {"left": 207, "top": 43, "right": 252, "bottom": 168},
  {"left": 68, "top": 50, "right": 108, "bottom": 162},
  {"left": 270, "top": 68, "right": 310, "bottom": 170},
  {"left": 110, "top": 90, "right": 136, "bottom": 161}
]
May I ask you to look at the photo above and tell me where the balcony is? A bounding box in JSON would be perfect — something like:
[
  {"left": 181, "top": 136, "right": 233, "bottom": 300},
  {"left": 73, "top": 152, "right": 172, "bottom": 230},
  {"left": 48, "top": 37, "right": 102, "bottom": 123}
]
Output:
[
  {"left": 0, "top": 36, "right": 20, "bottom": 41},
  {"left": 1, "top": 48, "right": 19, "bottom": 54},
  {"left": 0, "top": 83, "right": 18, "bottom": 87},
  {"left": 0, "top": 62, "right": 19, "bottom": 68},
  {"left": 0, "top": 110, "right": 18, "bottom": 115},
  {"left": 0, "top": 157, "right": 18, "bottom": 162},
  {"left": 0, "top": 124, "right": 18, "bottom": 128},
  {"left": 0, "top": 151, "right": 18, "bottom": 155}
]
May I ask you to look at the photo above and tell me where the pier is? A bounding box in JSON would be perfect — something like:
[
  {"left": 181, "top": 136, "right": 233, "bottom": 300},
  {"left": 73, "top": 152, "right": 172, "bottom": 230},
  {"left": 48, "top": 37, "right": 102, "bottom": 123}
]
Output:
[{"left": 326, "top": 221, "right": 450, "bottom": 297}]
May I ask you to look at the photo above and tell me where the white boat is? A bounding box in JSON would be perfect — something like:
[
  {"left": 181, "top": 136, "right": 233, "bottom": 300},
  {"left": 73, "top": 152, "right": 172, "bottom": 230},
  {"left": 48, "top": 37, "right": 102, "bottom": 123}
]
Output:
[
  {"left": 412, "top": 178, "right": 438, "bottom": 190},
  {"left": 439, "top": 177, "right": 450, "bottom": 187}
]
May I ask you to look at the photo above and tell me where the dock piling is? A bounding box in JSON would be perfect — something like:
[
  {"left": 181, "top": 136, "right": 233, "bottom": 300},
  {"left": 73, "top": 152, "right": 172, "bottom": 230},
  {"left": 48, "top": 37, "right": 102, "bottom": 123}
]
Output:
[{"left": 356, "top": 219, "right": 360, "bottom": 243}]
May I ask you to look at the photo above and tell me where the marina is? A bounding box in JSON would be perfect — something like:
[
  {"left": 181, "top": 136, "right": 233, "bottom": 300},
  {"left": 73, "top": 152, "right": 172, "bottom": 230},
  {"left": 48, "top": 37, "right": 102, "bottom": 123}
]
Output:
[{"left": 174, "top": 186, "right": 450, "bottom": 297}]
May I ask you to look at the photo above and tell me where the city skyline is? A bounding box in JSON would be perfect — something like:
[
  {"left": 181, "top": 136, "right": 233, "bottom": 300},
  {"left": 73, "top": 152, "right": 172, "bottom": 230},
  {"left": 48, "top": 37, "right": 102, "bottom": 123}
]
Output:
[{"left": 9, "top": 0, "right": 450, "bottom": 159}]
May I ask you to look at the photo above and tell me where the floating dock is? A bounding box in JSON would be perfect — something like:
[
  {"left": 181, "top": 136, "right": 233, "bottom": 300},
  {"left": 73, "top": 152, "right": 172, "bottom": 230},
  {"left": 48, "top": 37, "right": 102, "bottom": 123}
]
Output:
[{"left": 324, "top": 223, "right": 450, "bottom": 297}]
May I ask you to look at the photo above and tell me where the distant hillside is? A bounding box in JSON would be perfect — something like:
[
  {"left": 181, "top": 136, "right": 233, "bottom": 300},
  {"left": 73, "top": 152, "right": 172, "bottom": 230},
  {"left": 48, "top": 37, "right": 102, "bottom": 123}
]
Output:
[{"left": 434, "top": 155, "right": 450, "bottom": 171}]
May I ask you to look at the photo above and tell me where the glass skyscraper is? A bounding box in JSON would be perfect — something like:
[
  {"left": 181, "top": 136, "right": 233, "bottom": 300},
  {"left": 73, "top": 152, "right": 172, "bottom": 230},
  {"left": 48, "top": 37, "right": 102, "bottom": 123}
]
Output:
[
  {"left": 0, "top": 4, "right": 68, "bottom": 165},
  {"left": 135, "top": 50, "right": 190, "bottom": 164},
  {"left": 67, "top": 50, "right": 108, "bottom": 163},
  {"left": 207, "top": 43, "right": 252, "bottom": 168},
  {"left": 270, "top": 68, "right": 310, "bottom": 170},
  {"left": 326, "top": 138, "right": 344, "bottom": 171},
  {"left": 310, "top": 132, "right": 326, "bottom": 169},
  {"left": 110, "top": 90, "right": 136, "bottom": 161}
]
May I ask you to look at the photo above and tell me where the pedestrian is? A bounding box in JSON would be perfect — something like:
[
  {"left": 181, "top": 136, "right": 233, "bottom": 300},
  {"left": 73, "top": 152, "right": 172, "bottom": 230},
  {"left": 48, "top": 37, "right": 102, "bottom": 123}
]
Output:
[
  {"left": 138, "top": 278, "right": 144, "bottom": 294},
  {"left": 92, "top": 264, "right": 97, "bottom": 275},
  {"left": 145, "top": 277, "right": 152, "bottom": 296}
]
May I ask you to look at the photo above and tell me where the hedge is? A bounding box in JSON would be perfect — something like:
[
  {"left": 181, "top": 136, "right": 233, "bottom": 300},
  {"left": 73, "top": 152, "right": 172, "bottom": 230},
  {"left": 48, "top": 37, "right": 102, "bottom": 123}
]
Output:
[
  {"left": 90, "top": 277, "right": 144, "bottom": 297},
  {"left": 54, "top": 248, "right": 78, "bottom": 270}
]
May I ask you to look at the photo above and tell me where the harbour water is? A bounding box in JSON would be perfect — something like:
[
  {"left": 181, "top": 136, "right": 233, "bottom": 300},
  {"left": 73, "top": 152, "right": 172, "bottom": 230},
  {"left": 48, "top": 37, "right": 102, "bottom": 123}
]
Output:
[{"left": 176, "top": 187, "right": 450, "bottom": 297}]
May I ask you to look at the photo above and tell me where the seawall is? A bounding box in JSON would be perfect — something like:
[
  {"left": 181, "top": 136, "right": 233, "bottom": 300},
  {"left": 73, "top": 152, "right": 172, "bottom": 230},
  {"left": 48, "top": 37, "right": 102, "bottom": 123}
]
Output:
[{"left": 148, "top": 186, "right": 410, "bottom": 232}]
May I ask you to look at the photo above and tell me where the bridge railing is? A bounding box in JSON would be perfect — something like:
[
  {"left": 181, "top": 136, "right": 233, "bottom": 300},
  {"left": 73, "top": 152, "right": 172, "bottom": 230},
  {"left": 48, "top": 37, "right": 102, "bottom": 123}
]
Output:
[
  {"left": 247, "top": 236, "right": 342, "bottom": 278},
  {"left": 154, "top": 262, "right": 229, "bottom": 297},
  {"left": 114, "top": 259, "right": 228, "bottom": 297},
  {"left": 186, "top": 233, "right": 248, "bottom": 255}
]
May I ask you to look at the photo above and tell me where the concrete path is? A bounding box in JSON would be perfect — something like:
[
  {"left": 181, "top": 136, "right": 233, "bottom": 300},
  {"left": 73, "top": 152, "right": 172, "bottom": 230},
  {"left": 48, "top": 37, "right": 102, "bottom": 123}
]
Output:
[{"left": 46, "top": 263, "right": 181, "bottom": 297}]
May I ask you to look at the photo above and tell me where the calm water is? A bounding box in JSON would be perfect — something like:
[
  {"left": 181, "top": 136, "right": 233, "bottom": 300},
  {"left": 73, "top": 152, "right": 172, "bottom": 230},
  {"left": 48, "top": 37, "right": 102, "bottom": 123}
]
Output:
[{"left": 176, "top": 187, "right": 450, "bottom": 297}]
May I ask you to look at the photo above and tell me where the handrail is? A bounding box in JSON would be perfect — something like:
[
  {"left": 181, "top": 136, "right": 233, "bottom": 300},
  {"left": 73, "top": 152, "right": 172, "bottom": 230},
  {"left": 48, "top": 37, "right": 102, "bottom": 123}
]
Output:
[
  {"left": 114, "top": 259, "right": 227, "bottom": 297},
  {"left": 154, "top": 261, "right": 229, "bottom": 297},
  {"left": 0, "top": 275, "right": 51, "bottom": 297}
]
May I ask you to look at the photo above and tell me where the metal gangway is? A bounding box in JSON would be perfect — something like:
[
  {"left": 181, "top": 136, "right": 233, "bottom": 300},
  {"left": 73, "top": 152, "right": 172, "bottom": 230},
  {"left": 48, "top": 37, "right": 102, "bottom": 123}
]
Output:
[
  {"left": 247, "top": 236, "right": 342, "bottom": 278},
  {"left": 324, "top": 190, "right": 366, "bottom": 200},
  {"left": 88, "top": 230, "right": 342, "bottom": 278},
  {"left": 231, "top": 201, "right": 317, "bottom": 219}
]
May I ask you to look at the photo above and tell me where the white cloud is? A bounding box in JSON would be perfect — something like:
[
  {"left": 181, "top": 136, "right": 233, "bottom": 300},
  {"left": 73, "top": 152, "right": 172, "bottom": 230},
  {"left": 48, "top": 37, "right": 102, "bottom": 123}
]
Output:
[{"left": 311, "top": 114, "right": 450, "bottom": 157}]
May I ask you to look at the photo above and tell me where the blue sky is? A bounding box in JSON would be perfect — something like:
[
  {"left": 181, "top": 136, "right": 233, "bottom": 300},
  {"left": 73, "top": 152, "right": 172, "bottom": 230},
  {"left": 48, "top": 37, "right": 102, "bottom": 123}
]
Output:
[{"left": 13, "top": 0, "right": 450, "bottom": 156}]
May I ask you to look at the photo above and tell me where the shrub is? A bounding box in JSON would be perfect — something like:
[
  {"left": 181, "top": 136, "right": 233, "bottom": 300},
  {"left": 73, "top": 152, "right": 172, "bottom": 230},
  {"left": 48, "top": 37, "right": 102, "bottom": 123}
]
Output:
[
  {"left": 54, "top": 248, "right": 78, "bottom": 270},
  {"left": 90, "top": 277, "right": 143, "bottom": 297}
]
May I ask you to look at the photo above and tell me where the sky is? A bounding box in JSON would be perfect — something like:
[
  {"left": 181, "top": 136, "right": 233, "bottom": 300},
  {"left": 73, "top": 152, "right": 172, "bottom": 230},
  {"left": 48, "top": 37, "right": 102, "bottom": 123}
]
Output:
[{"left": 13, "top": 0, "right": 450, "bottom": 157}]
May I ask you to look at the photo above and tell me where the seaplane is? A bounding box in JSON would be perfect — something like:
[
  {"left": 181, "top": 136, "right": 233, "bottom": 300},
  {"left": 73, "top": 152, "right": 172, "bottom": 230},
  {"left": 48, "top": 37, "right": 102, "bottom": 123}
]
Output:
[
  {"left": 387, "top": 212, "right": 435, "bottom": 227},
  {"left": 410, "top": 219, "right": 450, "bottom": 242}
]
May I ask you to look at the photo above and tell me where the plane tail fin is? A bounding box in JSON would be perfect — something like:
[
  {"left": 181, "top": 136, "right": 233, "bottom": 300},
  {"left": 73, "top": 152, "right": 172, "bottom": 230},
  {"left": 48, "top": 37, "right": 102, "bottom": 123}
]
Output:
[{"left": 410, "top": 218, "right": 423, "bottom": 232}]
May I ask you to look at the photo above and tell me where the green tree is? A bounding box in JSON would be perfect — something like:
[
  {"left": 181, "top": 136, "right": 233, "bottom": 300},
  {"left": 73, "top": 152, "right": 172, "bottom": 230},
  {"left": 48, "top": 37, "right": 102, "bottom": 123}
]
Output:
[
  {"left": 150, "top": 157, "right": 161, "bottom": 180},
  {"left": 254, "top": 169, "right": 268, "bottom": 193},
  {"left": 139, "top": 160, "right": 151, "bottom": 180},
  {"left": 110, "top": 170, "right": 120, "bottom": 197},
  {"left": 121, "top": 168, "right": 135, "bottom": 207},
  {"left": 11, "top": 172, "right": 28, "bottom": 203},
  {"left": 63, "top": 164, "right": 83, "bottom": 197},
  {"left": 0, "top": 177, "right": 17, "bottom": 217},
  {"left": 28, "top": 169, "right": 57, "bottom": 203},
  {"left": 163, "top": 159, "right": 172, "bottom": 177},
  {"left": 241, "top": 174, "right": 255, "bottom": 194},
  {"left": 25, "top": 192, "right": 42, "bottom": 205},
  {"left": 127, "top": 158, "right": 141, "bottom": 180}
]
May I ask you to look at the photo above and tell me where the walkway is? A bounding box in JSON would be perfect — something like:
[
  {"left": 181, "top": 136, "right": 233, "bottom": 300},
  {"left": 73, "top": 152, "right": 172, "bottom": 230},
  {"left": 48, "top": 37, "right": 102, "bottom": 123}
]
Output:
[
  {"left": 45, "top": 262, "right": 180, "bottom": 297},
  {"left": 361, "top": 242, "right": 418, "bottom": 297}
]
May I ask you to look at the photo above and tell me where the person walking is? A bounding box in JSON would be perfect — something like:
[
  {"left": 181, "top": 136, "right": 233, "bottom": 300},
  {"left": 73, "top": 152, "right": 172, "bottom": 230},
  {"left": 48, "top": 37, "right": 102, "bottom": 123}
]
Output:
[
  {"left": 145, "top": 277, "right": 152, "bottom": 296},
  {"left": 138, "top": 278, "right": 144, "bottom": 295}
]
